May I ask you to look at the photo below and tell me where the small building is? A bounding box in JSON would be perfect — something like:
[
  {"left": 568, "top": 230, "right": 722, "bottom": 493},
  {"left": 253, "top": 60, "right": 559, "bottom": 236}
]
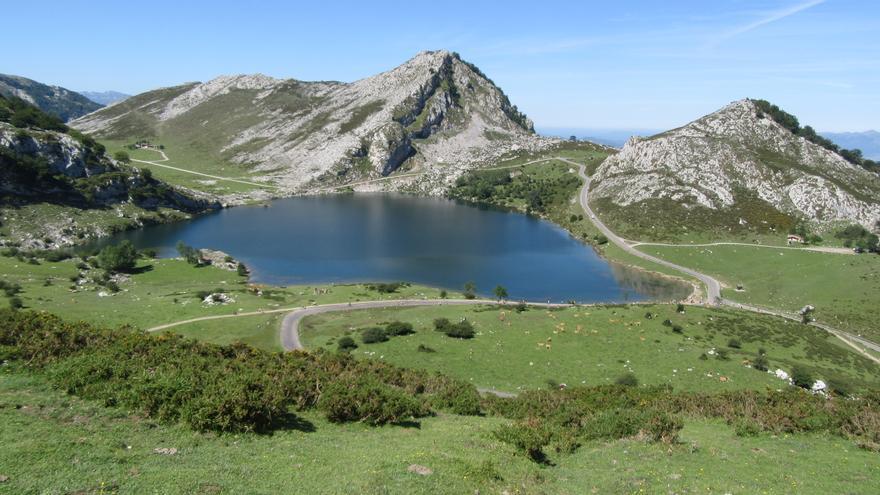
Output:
[{"left": 786, "top": 234, "right": 803, "bottom": 245}]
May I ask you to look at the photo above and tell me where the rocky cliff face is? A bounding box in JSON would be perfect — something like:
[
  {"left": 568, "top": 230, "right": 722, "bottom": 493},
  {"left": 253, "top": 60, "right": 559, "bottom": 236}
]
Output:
[
  {"left": 73, "top": 51, "right": 554, "bottom": 194},
  {"left": 592, "top": 99, "right": 880, "bottom": 231}
]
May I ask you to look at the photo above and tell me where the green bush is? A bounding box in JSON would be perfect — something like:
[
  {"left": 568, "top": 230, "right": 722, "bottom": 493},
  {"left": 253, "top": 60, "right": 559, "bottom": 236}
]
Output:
[
  {"left": 433, "top": 318, "right": 451, "bottom": 331},
  {"left": 753, "top": 353, "right": 769, "bottom": 372},
  {"left": 337, "top": 336, "right": 358, "bottom": 352},
  {"left": 444, "top": 320, "right": 476, "bottom": 339},
  {"left": 728, "top": 338, "right": 742, "bottom": 349},
  {"left": 385, "top": 321, "right": 414, "bottom": 336},
  {"left": 317, "top": 375, "right": 426, "bottom": 425},
  {"left": 361, "top": 327, "right": 389, "bottom": 344},
  {"left": 791, "top": 366, "right": 814, "bottom": 389},
  {"left": 96, "top": 240, "right": 138, "bottom": 273},
  {"left": 417, "top": 344, "right": 436, "bottom": 353}
]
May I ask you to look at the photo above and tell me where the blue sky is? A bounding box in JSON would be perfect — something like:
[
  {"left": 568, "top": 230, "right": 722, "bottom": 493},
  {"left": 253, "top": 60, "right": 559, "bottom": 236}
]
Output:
[{"left": 3, "top": 0, "right": 877, "bottom": 131}]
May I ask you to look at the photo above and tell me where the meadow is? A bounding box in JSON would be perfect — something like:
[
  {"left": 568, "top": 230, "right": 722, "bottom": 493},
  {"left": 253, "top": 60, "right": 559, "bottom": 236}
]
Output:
[
  {"left": 299, "top": 303, "right": 880, "bottom": 394},
  {"left": 637, "top": 244, "right": 880, "bottom": 341}
]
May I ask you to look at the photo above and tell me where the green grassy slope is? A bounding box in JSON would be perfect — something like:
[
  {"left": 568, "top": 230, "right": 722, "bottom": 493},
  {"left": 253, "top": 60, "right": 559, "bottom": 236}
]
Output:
[
  {"left": 299, "top": 304, "right": 879, "bottom": 394},
  {"left": 636, "top": 244, "right": 880, "bottom": 341},
  {"left": 2, "top": 370, "right": 878, "bottom": 495}
]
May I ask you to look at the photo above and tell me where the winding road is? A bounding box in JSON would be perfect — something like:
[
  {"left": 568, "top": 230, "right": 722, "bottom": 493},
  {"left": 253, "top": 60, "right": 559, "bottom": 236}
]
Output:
[{"left": 131, "top": 148, "right": 278, "bottom": 189}]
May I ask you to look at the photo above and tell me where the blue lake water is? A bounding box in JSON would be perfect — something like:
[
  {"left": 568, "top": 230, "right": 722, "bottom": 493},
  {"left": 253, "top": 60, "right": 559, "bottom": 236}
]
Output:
[{"left": 100, "top": 194, "right": 690, "bottom": 303}]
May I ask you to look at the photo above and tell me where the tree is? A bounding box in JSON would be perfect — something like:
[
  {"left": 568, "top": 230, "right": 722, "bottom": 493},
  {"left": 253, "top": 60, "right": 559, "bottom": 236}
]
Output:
[
  {"left": 97, "top": 240, "right": 138, "bottom": 273},
  {"left": 493, "top": 285, "right": 508, "bottom": 301},
  {"left": 237, "top": 263, "right": 248, "bottom": 277},
  {"left": 463, "top": 281, "right": 477, "bottom": 300},
  {"left": 176, "top": 241, "right": 201, "bottom": 265},
  {"left": 439, "top": 289, "right": 447, "bottom": 299},
  {"left": 113, "top": 151, "right": 131, "bottom": 163},
  {"left": 753, "top": 352, "right": 769, "bottom": 372},
  {"left": 791, "top": 366, "right": 813, "bottom": 389}
]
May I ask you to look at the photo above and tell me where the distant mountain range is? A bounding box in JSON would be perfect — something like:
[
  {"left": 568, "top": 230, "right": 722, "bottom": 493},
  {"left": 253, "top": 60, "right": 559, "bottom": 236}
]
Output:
[
  {"left": 72, "top": 50, "right": 553, "bottom": 195},
  {"left": 822, "top": 130, "right": 880, "bottom": 160},
  {"left": 590, "top": 99, "right": 880, "bottom": 240},
  {"left": 538, "top": 127, "right": 664, "bottom": 148},
  {"left": 79, "top": 90, "right": 130, "bottom": 106},
  {"left": 0, "top": 73, "right": 102, "bottom": 121}
]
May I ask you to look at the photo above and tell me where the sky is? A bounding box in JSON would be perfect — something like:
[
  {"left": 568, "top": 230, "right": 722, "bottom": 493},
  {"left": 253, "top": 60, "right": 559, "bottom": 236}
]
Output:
[{"left": 2, "top": 0, "right": 878, "bottom": 131}]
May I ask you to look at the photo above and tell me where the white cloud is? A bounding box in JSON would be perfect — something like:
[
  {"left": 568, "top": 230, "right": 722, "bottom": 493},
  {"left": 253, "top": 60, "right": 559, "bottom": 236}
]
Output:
[{"left": 709, "top": 0, "right": 826, "bottom": 47}]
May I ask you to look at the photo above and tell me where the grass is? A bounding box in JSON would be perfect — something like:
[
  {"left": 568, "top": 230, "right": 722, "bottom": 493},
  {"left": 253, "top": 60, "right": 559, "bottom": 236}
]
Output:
[
  {"left": 2, "top": 369, "right": 879, "bottom": 494},
  {"left": 0, "top": 254, "right": 457, "bottom": 333},
  {"left": 299, "top": 304, "right": 879, "bottom": 394},
  {"left": 99, "top": 139, "right": 271, "bottom": 196},
  {"left": 636, "top": 244, "right": 880, "bottom": 341}
]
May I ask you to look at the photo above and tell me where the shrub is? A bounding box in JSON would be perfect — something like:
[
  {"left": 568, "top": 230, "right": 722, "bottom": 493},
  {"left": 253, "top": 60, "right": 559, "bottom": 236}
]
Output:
[
  {"left": 615, "top": 373, "right": 639, "bottom": 387},
  {"left": 417, "top": 344, "right": 436, "bottom": 353},
  {"left": 8, "top": 296, "right": 23, "bottom": 309},
  {"left": 337, "top": 336, "right": 358, "bottom": 352},
  {"left": 728, "top": 338, "right": 742, "bottom": 349},
  {"left": 753, "top": 353, "right": 769, "bottom": 372},
  {"left": 367, "top": 282, "right": 407, "bottom": 293},
  {"left": 715, "top": 349, "right": 730, "bottom": 361},
  {"left": 439, "top": 289, "right": 447, "bottom": 299},
  {"left": 444, "top": 320, "right": 475, "bottom": 339},
  {"left": 385, "top": 321, "right": 414, "bottom": 336},
  {"left": 433, "top": 318, "right": 451, "bottom": 332},
  {"left": 361, "top": 327, "right": 389, "bottom": 344},
  {"left": 515, "top": 302, "right": 528, "bottom": 313},
  {"left": 493, "top": 420, "right": 551, "bottom": 462},
  {"left": 676, "top": 303, "right": 685, "bottom": 313},
  {"left": 662, "top": 319, "right": 672, "bottom": 327},
  {"left": 826, "top": 377, "right": 852, "bottom": 397},
  {"left": 317, "top": 375, "right": 426, "bottom": 425},
  {"left": 97, "top": 240, "right": 138, "bottom": 273},
  {"left": 791, "top": 366, "right": 814, "bottom": 389},
  {"left": 671, "top": 325, "right": 684, "bottom": 334}
]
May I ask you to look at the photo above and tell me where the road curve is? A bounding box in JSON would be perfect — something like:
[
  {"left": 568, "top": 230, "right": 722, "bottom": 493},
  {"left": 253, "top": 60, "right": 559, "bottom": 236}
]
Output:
[
  {"left": 560, "top": 158, "right": 722, "bottom": 304},
  {"left": 562, "top": 157, "right": 880, "bottom": 363},
  {"left": 281, "top": 298, "right": 571, "bottom": 351}
]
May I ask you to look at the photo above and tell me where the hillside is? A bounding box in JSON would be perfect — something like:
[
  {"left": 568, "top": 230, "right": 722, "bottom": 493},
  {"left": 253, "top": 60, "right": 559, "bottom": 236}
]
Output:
[
  {"left": 72, "top": 50, "right": 555, "bottom": 195},
  {"left": 0, "top": 73, "right": 102, "bottom": 121},
  {"left": 590, "top": 99, "right": 880, "bottom": 241},
  {"left": 0, "top": 94, "right": 217, "bottom": 247}
]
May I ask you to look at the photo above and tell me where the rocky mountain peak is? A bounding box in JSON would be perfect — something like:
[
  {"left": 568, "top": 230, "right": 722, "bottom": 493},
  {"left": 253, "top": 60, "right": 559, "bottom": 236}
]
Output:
[
  {"left": 592, "top": 99, "right": 880, "bottom": 233},
  {"left": 72, "top": 51, "right": 551, "bottom": 196}
]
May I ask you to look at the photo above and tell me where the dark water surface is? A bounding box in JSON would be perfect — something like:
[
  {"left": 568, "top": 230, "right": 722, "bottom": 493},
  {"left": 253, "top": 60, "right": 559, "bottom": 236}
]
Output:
[{"left": 100, "top": 194, "right": 690, "bottom": 303}]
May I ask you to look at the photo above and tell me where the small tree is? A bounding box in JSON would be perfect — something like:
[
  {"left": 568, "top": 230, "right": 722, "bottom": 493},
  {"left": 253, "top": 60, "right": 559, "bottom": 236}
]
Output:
[
  {"left": 676, "top": 303, "right": 685, "bottom": 313},
  {"left": 463, "top": 281, "right": 477, "bottom": 300},
  {"left": 753, "top": 353, "right": 769, "bottom": 372},
  {"left": 237, "top": 263, "right": 248, "bottom": 277},
  {"left": 176, "top": 241, "right": 201, "bottom": 265},
  {"left": 493, "top": 285, "right": 508, "bottom": 301},
  {"left": 791, "top": 366, "right": 813, "bottom": 389},
  {"left": 727, "top": 338, "right": 741, "bottom": 349},
  {"left": 97, "top": 240, "right": 138, "bottom": 273},
  {"left": 113, "top": 150, "right": 131, "bottom": 163},
  {"left": 433, "top": 318, "right": 451, "bottom": 332},
  {"left": 439, "top": 289, "right": 447, "bottom": 299}
]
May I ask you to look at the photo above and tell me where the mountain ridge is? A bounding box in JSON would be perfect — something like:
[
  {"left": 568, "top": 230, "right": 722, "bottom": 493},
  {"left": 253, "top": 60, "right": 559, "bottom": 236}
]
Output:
[
  {"left": 0, "top": 73, "right": 102, "bottom": 121},
  {"left": 591, "top": 98, "right": 880, "bottom": 239},
  {"left": 72, "top": 50, "right": 554, "bottom": 195}
]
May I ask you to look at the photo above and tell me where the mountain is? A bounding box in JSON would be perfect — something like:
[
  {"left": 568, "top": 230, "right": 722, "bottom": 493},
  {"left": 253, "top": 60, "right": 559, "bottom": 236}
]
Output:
[
  {"left": 79, "top": 90, "right": 130, "bottom": 106},
  {"left": 538, "top": 127, "right": 662, "bottom": 148},
  {"left": 590, "top": 99, "right": 880, "bottom": 241},
  {"left": 822, "top": 130, "right": 880, "bottom": 161},
  {"left": 0, "top": 94, "right": 217, "bottom": 248},
  {"left": 72, "top": 50, "right": 553, "bottom": 194},
  {"left": 0, "top": 74, "right": 102, "bottom": 121}
]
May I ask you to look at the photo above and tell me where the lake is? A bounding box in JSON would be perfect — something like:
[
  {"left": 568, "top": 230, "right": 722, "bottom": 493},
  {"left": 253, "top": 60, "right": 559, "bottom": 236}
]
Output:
[{"left": 100, "top": 194, "right": 691, "bottom": 303}]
